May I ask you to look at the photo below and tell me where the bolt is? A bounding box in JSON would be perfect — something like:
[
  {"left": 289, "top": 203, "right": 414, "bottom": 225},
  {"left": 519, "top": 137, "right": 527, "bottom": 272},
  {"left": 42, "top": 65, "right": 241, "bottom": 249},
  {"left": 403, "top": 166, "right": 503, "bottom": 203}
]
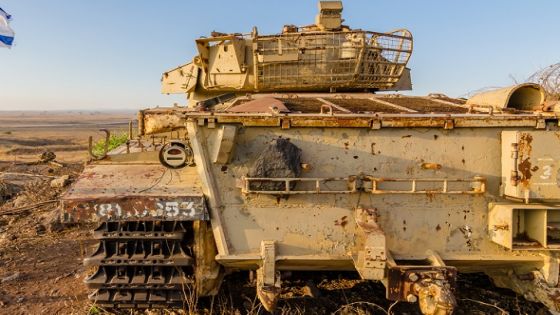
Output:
[
  {"left": 406, "top": 294, "right": 417, "bottom": 303},
  {"left": 408, "top": 272, "right": 419, "bottom": 282}
]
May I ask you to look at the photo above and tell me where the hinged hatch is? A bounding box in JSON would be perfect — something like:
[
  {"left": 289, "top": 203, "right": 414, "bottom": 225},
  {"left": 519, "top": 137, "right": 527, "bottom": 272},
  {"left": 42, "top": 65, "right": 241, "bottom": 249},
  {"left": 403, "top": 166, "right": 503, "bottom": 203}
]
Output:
[{"left": 502, "top": 131, "right": 560, "bottom": 201}]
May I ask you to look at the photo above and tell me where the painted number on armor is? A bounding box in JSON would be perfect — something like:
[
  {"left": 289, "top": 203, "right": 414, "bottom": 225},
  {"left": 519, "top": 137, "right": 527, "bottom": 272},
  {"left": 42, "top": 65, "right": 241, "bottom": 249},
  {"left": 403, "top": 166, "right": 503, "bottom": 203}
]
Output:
[
  {"left": 156, "top": 201, "right": 196, "bottom": 217},
  {"left": 96, "top": 203, "right": 123, "bottom": 217},
  {"left": 93, "top": 200, "right": 200, "bottom": 219},
  {"left": 541, "top": 165, "right": 553, "bottom": 180}
]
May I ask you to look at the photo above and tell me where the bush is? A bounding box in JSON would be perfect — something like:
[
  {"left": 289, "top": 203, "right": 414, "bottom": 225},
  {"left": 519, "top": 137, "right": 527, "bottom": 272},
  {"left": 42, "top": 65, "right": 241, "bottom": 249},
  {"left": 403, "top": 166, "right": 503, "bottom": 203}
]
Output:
[{"left": 92, "top": 132, "right": 128, "bottom": 156}]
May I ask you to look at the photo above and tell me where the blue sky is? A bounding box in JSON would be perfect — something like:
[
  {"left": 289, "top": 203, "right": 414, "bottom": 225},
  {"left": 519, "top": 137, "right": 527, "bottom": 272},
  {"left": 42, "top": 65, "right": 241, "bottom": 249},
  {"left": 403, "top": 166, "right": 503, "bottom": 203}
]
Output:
[{"left": 0, "top": 1, "right": 559, "bottom": 110}]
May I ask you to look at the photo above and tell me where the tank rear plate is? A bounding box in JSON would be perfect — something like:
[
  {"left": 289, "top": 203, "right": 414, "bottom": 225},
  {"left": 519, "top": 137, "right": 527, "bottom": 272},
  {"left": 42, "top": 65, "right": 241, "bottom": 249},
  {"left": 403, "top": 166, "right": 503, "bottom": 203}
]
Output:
[{"left": 61, "top": 164, "right": 207, "bottom": 222}]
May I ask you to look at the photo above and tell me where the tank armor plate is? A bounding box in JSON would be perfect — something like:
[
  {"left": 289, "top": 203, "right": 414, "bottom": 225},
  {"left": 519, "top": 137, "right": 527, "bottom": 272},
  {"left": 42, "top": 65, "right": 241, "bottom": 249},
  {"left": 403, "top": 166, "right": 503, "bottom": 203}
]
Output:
[{"left": 61, "top": 164, "right": 207, "bottom": 222}]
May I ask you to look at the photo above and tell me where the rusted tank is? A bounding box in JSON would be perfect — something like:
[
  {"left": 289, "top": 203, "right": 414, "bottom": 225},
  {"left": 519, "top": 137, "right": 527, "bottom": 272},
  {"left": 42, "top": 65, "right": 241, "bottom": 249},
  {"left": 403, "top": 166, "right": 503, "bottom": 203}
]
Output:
[{"left": 61, "top": 2, "right": 560, "bottom": 314}]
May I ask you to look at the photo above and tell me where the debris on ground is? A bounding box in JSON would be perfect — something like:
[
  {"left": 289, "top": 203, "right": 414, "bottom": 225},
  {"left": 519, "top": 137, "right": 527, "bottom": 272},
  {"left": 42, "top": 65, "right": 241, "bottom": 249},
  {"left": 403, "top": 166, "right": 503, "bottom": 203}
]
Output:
[
  {"left": 39, "top": 151, "right": 57, "bottom": 163},
  {"left": 50, "top": 174, "right": 70, "bottom": 188},
  {"left": 0, "top": 180, "right": 20, "bottom": 203}
]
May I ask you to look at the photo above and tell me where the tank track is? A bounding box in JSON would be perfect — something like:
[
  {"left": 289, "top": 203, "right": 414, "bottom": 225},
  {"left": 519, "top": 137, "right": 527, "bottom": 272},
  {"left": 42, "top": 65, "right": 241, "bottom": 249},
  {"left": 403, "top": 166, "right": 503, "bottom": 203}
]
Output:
[{"left": 84, "top": 220, "right": 195, "bottom": 309}]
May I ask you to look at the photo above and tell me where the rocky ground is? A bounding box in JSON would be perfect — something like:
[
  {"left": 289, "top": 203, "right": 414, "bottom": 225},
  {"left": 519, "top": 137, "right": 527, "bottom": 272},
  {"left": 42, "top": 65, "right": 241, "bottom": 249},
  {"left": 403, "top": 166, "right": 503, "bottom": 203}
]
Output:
[{"left": 0, "top": 156, "right": 551, "bottom": 315}]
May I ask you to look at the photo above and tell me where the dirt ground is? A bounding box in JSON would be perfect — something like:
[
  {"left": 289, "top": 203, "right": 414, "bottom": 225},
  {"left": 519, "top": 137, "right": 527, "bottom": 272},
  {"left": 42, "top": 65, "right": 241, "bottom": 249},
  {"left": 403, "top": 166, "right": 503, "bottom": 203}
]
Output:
[
  {"left": 0, "top": 111, "right": 552, "bottom": 315},
  {"left": 0, "top": 111, "right": 133, "bottom": 162}
]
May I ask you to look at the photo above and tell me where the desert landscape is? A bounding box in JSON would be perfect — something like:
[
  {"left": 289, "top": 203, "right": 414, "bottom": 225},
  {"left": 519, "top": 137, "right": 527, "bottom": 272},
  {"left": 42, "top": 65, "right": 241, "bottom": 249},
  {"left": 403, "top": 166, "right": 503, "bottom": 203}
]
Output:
[
  {"left": 0, "top": 111, "right": 551, "bottom": 314},
  {"left": 0, "top": 111, "right": 134, "bottom": 162}
]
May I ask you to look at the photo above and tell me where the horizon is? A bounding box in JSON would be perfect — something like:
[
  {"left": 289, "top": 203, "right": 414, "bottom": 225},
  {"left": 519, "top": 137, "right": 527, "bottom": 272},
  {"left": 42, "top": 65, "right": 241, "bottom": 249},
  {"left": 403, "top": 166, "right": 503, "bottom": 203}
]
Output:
[
  {"left": 0, "top": 108, "right": 137, "bottom": 112},
  {"left": 0, "top": 1, "right": 559, "bottom": 110}
]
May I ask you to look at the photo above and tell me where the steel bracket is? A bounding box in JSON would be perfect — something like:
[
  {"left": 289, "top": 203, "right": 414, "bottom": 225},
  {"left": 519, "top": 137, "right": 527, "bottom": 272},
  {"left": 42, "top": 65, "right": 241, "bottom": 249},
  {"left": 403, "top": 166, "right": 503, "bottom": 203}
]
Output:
[
  {"left": 88, "top": 129, "right": 110, "bottom": 161},
  {"left": 353, "top": 208, "right": 386, "bottom": 280},
  {"left": 256, "top": 240, "right": 281, "bottom": 312}
]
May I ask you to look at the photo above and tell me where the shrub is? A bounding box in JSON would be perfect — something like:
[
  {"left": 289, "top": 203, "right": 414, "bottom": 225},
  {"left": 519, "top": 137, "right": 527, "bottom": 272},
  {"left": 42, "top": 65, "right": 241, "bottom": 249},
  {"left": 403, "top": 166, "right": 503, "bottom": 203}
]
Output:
[{"left": 92, "top": 132, "right": 128, "bottom": 156}]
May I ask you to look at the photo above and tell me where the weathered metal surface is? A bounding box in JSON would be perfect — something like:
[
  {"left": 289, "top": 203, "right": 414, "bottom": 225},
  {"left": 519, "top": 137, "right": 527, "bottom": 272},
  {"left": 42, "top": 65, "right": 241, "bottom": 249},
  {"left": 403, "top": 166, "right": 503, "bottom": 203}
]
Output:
[
  {"left": 140, "top": 110, "right": 188, "bottom": 135},
  {"left": 193, "top": 220, "right": 224, "bottom": 296},
  {"left": 256, "top": 240, "right": 281, "bottom": 312},
  {"left": 226, "top": 97, "right": 289, "bottom": 113},
  {"left": 139, "top": 94, "right": 559, "bottom": 134},
  {"left": 502, "top": 131, "right": 560, "bottom": 201},
  {"left": 63, "top": 196, "right": 207, "bottom": 222},
  {"left": 353, "top": 208, "right": 387, "bottom": 280},
  {"left": 61, "top": 164, "right": 207, "bottom": 222}
]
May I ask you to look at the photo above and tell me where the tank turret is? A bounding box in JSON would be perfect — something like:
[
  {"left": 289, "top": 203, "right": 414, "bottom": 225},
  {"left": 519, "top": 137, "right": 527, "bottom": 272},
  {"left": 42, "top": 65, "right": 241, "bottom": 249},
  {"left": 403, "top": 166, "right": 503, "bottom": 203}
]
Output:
[{"left": 162, "top": 1, "right": 413, "bottom": 106}]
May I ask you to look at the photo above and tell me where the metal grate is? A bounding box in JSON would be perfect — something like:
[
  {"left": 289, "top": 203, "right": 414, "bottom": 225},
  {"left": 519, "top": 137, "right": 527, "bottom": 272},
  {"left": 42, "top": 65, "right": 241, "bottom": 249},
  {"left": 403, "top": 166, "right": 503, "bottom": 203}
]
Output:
[{"left": 255, "top": 30, "right": 412, "bottom": 91}]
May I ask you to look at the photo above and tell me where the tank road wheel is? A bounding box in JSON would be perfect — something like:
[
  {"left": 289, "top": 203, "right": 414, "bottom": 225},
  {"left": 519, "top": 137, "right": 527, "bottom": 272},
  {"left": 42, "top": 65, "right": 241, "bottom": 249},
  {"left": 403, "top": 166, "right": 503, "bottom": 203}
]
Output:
[{"left": 83, "top": 220, "right": 221, "bottom": 309}]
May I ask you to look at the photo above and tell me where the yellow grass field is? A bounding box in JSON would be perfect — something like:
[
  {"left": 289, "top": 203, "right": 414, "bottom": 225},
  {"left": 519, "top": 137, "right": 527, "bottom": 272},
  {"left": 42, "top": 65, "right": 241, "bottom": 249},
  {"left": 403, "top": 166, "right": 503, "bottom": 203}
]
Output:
[{"left": 0, "top": 111, "right": 135, "bottom": 163}]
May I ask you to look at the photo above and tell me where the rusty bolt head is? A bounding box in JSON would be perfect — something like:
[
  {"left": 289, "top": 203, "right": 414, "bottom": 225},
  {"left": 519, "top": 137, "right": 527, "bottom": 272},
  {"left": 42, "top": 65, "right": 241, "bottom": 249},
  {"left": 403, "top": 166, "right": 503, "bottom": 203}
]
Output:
[
  {"left": 408, "top": 272, "right": 419, "bottom": 282},
  {"left": 406, "top": 294, "right": 418, "bottom": 303}
]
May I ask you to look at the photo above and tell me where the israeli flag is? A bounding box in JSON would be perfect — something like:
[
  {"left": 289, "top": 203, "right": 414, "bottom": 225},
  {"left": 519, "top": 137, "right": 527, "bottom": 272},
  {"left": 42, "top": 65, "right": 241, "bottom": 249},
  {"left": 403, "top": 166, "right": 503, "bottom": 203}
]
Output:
[{"left": 0, "top": 7, "right": 14, "bottom": 48}]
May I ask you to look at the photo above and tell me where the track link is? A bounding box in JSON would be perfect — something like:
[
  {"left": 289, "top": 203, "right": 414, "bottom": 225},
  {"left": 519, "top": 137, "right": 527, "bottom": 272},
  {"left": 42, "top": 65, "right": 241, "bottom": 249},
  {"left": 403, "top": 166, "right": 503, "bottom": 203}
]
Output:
[{"left": 85, "top": 221, "right": 195, "bottom": 309}]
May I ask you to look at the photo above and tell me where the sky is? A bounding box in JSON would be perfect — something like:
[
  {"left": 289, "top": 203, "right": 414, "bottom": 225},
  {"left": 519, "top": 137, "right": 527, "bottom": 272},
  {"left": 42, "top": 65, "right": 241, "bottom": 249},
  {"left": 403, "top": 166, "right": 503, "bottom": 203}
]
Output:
[{"left": 0, "top": 1, "right": 559, "bottom": 111}]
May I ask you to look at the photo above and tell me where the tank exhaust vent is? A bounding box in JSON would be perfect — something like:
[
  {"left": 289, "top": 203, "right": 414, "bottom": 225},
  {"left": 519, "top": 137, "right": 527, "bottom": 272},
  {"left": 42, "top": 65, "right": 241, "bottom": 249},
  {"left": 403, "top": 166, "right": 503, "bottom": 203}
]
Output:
[{"left": 467, "top": 83, "right": 545, "bottom": 111}]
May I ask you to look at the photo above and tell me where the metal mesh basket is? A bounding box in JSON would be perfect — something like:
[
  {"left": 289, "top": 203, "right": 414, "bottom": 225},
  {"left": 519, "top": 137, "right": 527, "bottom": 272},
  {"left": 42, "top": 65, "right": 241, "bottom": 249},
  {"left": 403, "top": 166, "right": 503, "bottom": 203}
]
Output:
[{"left": 254, "top": 29, "right": 413, "bottom": 91}]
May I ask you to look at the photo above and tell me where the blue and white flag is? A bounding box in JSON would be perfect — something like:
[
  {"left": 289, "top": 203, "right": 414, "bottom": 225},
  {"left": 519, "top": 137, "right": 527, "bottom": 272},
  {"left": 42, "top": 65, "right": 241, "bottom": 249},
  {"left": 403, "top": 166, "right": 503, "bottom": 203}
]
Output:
[{"left": 0, "top": 7, "right": 14, "bottom": 48}]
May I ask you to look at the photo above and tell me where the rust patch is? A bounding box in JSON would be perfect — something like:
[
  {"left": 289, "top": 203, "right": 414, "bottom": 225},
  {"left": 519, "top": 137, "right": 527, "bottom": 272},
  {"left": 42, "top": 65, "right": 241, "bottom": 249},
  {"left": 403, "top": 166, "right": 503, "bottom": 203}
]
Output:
[
  {"left": 518, "top": 158, "right": 533, "bottom": 185},
  {"left": 421, "top": 163, "right": 442, "bottom": 170},
  {"left": 426, "top": 192, "right": 436, "bottom": 202},
  {"left": 517, "top": 133, "right": 535, "bottom": 187},
  {"left": 518, "top": 133, "right": 533, "bottom": 157},
  {"left": 227, "top": 97, "right": 290, "bottom": 113},
  {"left": 290, "top": 117, "right": 372, "bottom": 128}
]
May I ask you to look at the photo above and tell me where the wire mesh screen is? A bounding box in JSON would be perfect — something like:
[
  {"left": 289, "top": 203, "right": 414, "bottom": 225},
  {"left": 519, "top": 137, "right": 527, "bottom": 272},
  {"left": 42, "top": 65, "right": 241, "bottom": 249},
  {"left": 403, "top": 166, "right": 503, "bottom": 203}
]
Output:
[{"left": 255, "top": 30, "right": 412, "bottom": 90}]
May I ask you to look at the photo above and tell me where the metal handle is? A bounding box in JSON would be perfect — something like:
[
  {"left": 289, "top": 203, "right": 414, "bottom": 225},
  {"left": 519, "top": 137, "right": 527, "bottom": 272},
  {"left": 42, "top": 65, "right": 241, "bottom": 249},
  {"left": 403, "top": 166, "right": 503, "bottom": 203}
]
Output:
[{"left": 88, "top": 129, "right": 110, "bottom": 160}]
